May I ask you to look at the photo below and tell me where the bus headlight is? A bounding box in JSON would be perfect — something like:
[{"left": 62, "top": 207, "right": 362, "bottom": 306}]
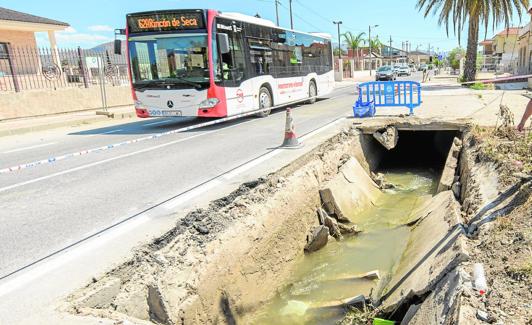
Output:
[
  {"left": 199, "top": 98, "right": 219, "bottom": 109},
  {"left": 134, "top": 100, "right": 145, "bottom": 109}
]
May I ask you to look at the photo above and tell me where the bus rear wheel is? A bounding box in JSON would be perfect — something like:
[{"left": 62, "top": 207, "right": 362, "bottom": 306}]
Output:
[
  {"left": 256, "top": 86, "right": 272, "bottom": 117},
  {"left": 307, "top": 80, "right": 317, "bottom": 104}
]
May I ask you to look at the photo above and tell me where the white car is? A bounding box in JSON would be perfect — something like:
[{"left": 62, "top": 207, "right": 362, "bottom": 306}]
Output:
[{"left": 394, "top": 65, "right": 411, "bottom": 76}]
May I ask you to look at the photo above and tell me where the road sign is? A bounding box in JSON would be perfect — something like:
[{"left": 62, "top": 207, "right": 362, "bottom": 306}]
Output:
[{"left": 85, "top": 56, "right": 103, "bottom": 69}]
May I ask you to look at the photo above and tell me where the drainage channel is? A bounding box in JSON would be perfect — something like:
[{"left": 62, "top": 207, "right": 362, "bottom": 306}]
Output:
[
  {"left": 66, "top": 123, "right": 473, "bottom": 325},
  {"left": 249, "top": 170, "right": 437, "bottom": 324}
]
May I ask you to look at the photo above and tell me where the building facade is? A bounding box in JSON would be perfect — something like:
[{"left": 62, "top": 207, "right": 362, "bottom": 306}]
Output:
[{"left": 0, "top": 6, "right": 69, "bottom": 74}]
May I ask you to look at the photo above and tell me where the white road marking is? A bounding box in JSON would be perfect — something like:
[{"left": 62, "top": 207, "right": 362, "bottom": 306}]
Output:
[
  {"left": 2, "top": 142, "right": 57, "bottom": 154},
  {"left": 144, "top": 120, "right": 172, "bottom": 126},
  {"left": 162, "top": 180, "right": 222, "bottom": 210},
  {"left": 0, "top": 113, "right": 348, "bottom": 296},
  {"left": 223, "top": 150, "right": 282, "bottom": 180},
  {"left": 224, "top": 116, "right": 347, "bottom": 181},
  {"left": 0, "top": 214, "right": 151, "bottom": 298},
  {"left": 0, "top": 119, "right": 255, "bottom": 194},
  {"left": 0, "top": 131, "right": 216, "bottom": 194},
  {"left": 299, "top": 117, "right": 346, "bottom": 141},
  {"left": 87, "top": 129, "right": 123, "bottom": 137}
]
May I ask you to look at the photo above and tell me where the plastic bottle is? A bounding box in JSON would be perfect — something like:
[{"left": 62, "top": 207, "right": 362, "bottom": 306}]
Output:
[{"left": 473, "top": 263, "right": 488, "bottom": 295}]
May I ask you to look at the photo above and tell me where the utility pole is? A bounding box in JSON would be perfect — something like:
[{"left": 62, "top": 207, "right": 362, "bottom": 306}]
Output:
[
  {"left": 333, "top": 21, "right": 343, "bottom": 59},
  {"left": 368, "top": 25, "right": 378, "bottom": 75},
  {"left": 389, "top": 35, "right": 393, "bottom": 64},
  {"left": 289, "top": 0, "right": 294, "bottom": 29},
  {"left": 275, "top": 0, "right": 280, "bottom": 26}
]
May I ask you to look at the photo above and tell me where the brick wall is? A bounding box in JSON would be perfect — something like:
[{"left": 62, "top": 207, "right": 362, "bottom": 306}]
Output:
[
  {"left": 0, "top": 30, "right": 39, "bottom": 75},
  {"left": 0, "top": 30, "right": 37, "bottom": 47}
]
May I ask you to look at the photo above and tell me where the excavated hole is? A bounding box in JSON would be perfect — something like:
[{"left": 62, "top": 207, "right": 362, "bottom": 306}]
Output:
[
  {"left": 68, "top": 124, "right": 475, "bottom": 325},
  {"left": 364, "top": 130, "right": 461, "bottom": 172}
]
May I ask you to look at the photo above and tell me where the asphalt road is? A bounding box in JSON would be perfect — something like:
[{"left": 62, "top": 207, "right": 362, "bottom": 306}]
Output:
[
  {"left": 0, "top": 72, "right": 424, "bottom": 281},
  {"left": 0, "top": 85, "right": 359, "bottom": 280}
]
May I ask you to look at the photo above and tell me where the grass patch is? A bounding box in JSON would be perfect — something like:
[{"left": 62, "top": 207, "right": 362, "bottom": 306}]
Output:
[
  {"left": 496, "top": 216, "right": 513, "bottom": 231},
  {"left": 507, "top": 260, "right": 532, "bottom": 281},
  {"left": 470, "top": 82, "right": 487, "bottom": 90},
  {"left": 472, "top": 125, "right": 532, "bottom": 185}
]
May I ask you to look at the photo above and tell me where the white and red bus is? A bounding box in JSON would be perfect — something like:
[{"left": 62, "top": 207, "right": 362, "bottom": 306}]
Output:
[{"left": 120, "top": 9, "right": 334, "bottom": 118}]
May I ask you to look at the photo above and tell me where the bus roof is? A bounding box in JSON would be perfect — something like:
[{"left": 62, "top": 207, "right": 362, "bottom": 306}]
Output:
[
  {"left": 218, "top": 12, "right": 332, "bottom": 39},
  {"left": 126, "top": 9, "right": 332, "bottom": 39}
]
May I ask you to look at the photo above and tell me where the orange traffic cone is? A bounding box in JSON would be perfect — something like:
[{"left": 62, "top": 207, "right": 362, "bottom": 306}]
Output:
[{"left": 280, "top": 108, "right": 302, "bottom": 148}]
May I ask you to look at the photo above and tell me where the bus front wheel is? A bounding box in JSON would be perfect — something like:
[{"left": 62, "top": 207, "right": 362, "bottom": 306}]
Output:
[
  {"left": 256, "top": 86, "right": 272, "bottom": 117},
  {"left": 307, "top": 80, "right": 317, "bottom": 104}
]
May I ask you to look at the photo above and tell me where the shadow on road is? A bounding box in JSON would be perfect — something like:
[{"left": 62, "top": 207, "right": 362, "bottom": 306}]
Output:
[{"left": 67, "top": 103, "right": 310, "bottom": 137}]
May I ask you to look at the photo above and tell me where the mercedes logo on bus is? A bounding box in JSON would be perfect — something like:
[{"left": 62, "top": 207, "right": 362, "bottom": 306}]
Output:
[{"left": 167, "top": 100, "right": 174, "bottom": 108}]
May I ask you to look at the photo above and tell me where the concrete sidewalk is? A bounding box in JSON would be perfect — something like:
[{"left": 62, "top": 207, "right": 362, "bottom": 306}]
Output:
[{"left": 0, "top": 105, "right": 136, "bottom": 137}]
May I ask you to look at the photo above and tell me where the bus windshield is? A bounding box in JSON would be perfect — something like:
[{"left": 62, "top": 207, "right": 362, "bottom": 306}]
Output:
[{"left": 128, "top": 33, "right": 209, "bottom": 88}]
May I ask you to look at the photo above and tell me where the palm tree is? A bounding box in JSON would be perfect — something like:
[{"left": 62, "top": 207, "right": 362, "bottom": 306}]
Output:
[
  {"left": 342, "top": 31, "right": 366, "bottom": 69},
  {"left": 370, "top": 36, "right": 382, "bottom": 54},
  {"left": 417, "top": 0, "right": 528, "bottom": 82}
]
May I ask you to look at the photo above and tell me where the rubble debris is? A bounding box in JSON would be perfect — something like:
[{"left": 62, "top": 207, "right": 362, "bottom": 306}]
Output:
[
  {"left": 357, "top": 270, "right": 380, "bottom": 280},
  {"left": 324, "top": 215, "right": 343, "bottom": 240},
  {"left": 437, "top": 136, "right": 463, "bottom": 193},
  {"left": 342, "top": 294, "right": 366, "bottom": 309},
  {"left": 337, "top": 222, "right": 361, "bottom": 235},
  {"left": 147, "top": 285, "right": 170, "bottom": 324},
  {"left": 304, "top": 226, "right": 330, "bottom": 253},
  {"left": 452, "top": 181, "right": 461, "bottom": 199},
  {"left": 317, "top": 207, "right": 327, "bottom": 225},
  {"left": 373, "top": 126, "right": 399, "bottom": 150}
]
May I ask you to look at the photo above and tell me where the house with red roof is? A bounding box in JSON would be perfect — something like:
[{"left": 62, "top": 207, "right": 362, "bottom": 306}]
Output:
[
  {"left": 479, "top": 27, "right": 521, "bottom": 72},
  {"left": 517, "top": 7, "right": 532, "bottom": 74}
]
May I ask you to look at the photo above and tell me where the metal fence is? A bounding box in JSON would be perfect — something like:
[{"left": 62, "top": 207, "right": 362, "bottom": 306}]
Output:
[{"left": 0, "top": 45, "right": 129, "bottom": 92}]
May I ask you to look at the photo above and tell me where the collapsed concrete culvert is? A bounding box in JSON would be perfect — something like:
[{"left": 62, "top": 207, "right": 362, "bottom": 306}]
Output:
[
  {"left": 373, "top": 126, "right": 399, "bottom": 150},
  {"left": 65, "top": 119, "right": 526, "bottom": 325},
  {"left": 66, "top": 125, "right": 381, "bottom": 325}
]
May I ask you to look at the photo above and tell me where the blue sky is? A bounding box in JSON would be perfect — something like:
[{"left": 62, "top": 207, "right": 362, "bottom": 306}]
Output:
[{"left": 0, "top": 0, "right": 529, "bottom": 51}]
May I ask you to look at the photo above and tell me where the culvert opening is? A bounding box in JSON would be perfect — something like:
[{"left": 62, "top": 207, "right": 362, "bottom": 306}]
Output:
[{"left": 365, "top": 130, "right": 461, "bottom": 174}]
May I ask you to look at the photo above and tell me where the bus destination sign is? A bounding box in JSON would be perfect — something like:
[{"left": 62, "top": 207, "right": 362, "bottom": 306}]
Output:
[{"left": 128, "top": 11, "right": 205, "bottom": 33}]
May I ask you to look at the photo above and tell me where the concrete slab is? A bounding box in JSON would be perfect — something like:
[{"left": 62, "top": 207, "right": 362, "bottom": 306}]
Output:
[
  {"left": 319, "top": 157, "right": 381, "bottom": 223},
  {"left": 380, "top": 191, "right": 469, "bottom": 312}
]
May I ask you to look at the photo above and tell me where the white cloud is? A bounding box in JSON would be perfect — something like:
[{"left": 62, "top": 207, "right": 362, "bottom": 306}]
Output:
[
  {"left": 63, "top": 26, "right": 77, "bottom": 33},
  {"left": 56, "top": 32, "right": 112, "bottom": 43},
  {"left": 88, "top": 25, "right": 114, "bottom": 32}
]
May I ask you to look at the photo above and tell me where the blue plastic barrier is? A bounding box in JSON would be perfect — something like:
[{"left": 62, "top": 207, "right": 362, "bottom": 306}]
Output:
[{"left": 353, "top": 81, "right": 422, "bottom": 117}]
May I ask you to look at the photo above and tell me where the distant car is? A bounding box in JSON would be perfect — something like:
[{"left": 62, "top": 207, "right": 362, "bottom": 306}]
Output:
[
  {"left": 418, "top": 64, "right": 428, "bottom": 71},
  {"left": 395, "top": 64, "right": 411, "bottom": 76},
  {"left": 409, "top": 64, "right": 416, "bottom": 72},
  {"left": 376, "top": 66, "right": 397, "bottom": 81}
]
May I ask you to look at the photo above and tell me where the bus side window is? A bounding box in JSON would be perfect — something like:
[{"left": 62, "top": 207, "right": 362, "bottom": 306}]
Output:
[{"left": 216, "top": 19, "right": 246, "bottom": 86}]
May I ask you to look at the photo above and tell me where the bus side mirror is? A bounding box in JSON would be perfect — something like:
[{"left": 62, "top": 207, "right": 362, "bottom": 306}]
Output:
[
  {"left": 114, "top": 39, "right": 122, "bottom": 55},
  {"left": 217, "top": 33, "right": 230, "bottom": 54}
]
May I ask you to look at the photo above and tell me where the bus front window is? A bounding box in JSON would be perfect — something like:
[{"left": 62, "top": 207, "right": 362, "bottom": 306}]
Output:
[{"left": 129, "top": 34, "right": 210, "bottom": 88}]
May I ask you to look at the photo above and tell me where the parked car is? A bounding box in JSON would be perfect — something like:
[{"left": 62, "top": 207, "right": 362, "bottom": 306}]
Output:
[
  {"left": 376, "top": 66, "right": 397, "bottom": 81},
  {"left": 418, "top": 64, "right": 428, "bottom": 71},
  {"left": 395, "top": 64, "right": 411, "bottom": 76}
]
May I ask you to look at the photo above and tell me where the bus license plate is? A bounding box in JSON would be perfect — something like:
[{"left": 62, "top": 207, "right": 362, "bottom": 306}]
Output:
[
  {"left": 162, "top": 110, "right": 182, "bottom": 117},
  {"left": 149, "top": 109, "right": 182, "bottom": 117}
]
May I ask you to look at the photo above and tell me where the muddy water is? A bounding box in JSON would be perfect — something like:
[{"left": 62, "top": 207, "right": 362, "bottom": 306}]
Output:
[{"left": 250, "top": 170, "right": 437, "bottom": 325}]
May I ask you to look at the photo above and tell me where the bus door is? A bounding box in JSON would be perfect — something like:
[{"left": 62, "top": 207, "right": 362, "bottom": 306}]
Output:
[{"left": 216, "top": 19, "right": 253, "bottom": 115}]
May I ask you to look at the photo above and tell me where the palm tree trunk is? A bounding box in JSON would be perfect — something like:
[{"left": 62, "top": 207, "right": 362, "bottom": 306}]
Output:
[{"left": 464, "top": 15, "right": 479, "bottom": 82}]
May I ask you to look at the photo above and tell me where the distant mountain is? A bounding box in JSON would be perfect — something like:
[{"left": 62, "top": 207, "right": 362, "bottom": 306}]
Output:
[{"left": 89, "top": 41, "right": 127, "bottom": 64}]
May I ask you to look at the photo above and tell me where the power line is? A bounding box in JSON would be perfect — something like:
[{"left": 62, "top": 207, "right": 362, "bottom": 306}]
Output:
[
  {"left": 294, "top": 0, "right": 332, "bottom": 24},
  {"left": 277, "top": 1, "right": 322, "bottom": 31}
]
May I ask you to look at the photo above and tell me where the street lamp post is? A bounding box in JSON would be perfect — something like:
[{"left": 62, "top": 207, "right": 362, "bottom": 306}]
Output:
[
  {"left": 275, "top": 0, "right": 280, "bottom": 26},
  {"left": 368, "top": 24, "right": 379, "bottom": 76},
  {"left": 333, "top": 21, "right": 343, "bottom": 59},
  {"left": 289, "top": 0, "right": 294, "bottom": 29}
]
